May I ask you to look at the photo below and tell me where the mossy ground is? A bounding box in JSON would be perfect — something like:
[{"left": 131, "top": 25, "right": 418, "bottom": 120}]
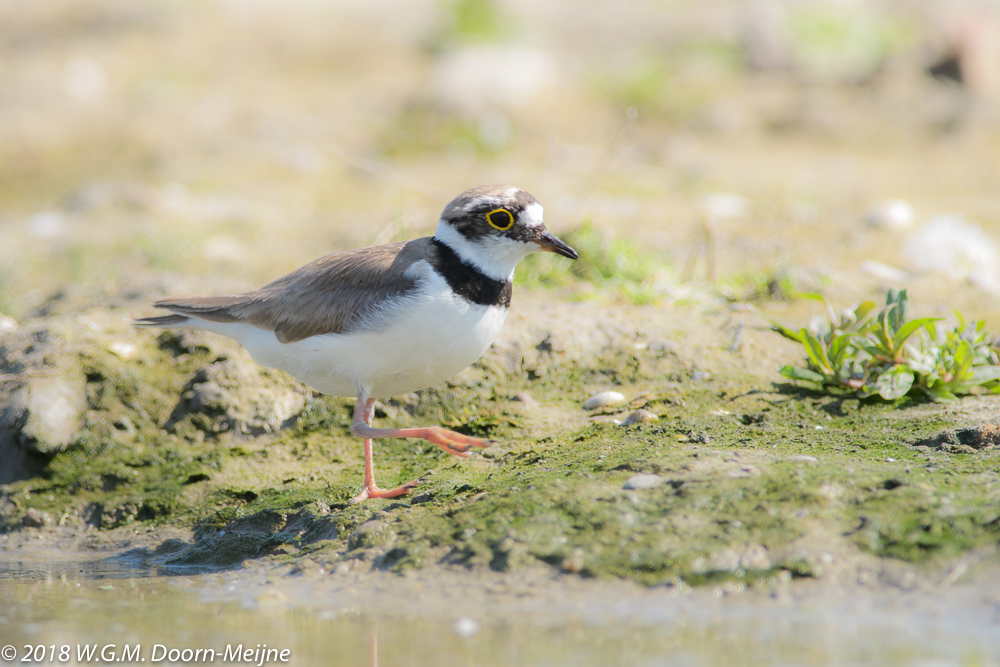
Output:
[{"left": 3, "top": 293, "right": 998, "bottom": 589}]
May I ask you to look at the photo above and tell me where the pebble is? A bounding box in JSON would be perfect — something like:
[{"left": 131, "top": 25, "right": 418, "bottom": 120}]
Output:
[
  {"left": 700, "top": 193, "right": 748, "bottom": 220},
  {"left": 904, "top": 215, "right": 1000, "bottom": 293},
  {"left": 621, "top": 409, "right": 658, "bottom": 426},
  {"left": 561, "top": 548, "right": 586, "bottom": 574},
  {"left": 861, "top": 260, "right": 909, "bottom": 283},
  {"left": 865, "top": 199, "right": 914, "bottom": 230},
  {"left": 28, "top": 211, "right": 68, "bottom": 239},
  {"left": 454, "top": 616, "right": 481, "bottom": 638},
  {"left": 512, "top": 392, "right": 539, "bottom": 409},
  {"left": 741, "top": 544, "right": 772, "bottom": 570},
  {"left": 786, "top": 455, "right": 819, "bottom": 464},
  {"left": 623, "top": 473, "right": 664, "bottom": 490},
  {"left": 108, "top": 340, "right": 138, "bottom": 359},
  {"left": 583, "top": 391, "right": 625, "bottom": 410},
  {"left": 0, "top": 314, "right": 18, "bottom": 334}
]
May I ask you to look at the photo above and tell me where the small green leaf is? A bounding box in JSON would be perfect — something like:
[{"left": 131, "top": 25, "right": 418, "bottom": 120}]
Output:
[
  {"left": 801, "top": 329, "right": 831, "bottom": 373},
  {"left": 879, "top": 304, "right": 897, "bottom": 347},
  {"left": 952, "top": 339, "right": 974, "bottom": 379},
  {"left": 853, "top": 300, "right": 876, "bottom": 324},
  {"left": 770, "top": 323, "right": 804, "bottom": 343},
  {"left": 967, "top": 366, "right": 1000, "bottom": 386},
  {"left": 779, "top": 365, "right": 827, "bottom": 384},
  {"left": 856, "top": 340, "right": 887, "bottom": 359},
  {"left": 874, "top": 365, "right": 914, "bottom": 400},
  {"left": 923, "top": 319, "right": 938, "bottom": 342},
  {"left": 828, "top": 333, "right": 854, "bottom": 367},
  {"left": 892, "top": 317, "right": 941, "bottom": 351},
  {"left": 924, "top": 384, "right": 959, "bottom": 403}
]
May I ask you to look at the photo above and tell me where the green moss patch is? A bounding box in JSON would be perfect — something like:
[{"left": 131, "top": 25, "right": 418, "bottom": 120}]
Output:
[{"left": 2, "top": 295, "right": 998, "bottom": 587}]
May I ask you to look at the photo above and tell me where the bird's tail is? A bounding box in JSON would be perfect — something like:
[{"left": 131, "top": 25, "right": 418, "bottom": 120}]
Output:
[{"left": 132, "top": 314, "right": 191, "bottom": 327}]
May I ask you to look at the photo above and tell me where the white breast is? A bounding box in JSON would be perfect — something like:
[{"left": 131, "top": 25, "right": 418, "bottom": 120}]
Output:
[{"left": 189, "top": 261, "right": 509, "bottom": 399}]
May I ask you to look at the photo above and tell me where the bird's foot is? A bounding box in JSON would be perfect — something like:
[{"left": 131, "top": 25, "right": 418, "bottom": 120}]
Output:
[
  {"left": 349, "top": 478, "right": 420, "bottom": 505},
  {"left": 417, "top": 426, "right": 494, "bottom": 457},
  {"left": 350, "top": 423, "right": 494, "bottom": 457}
]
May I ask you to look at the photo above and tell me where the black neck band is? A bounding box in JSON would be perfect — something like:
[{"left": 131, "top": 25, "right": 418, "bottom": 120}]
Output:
[{"left": 429, "top": 239, "right": 512, "bottom": 308}]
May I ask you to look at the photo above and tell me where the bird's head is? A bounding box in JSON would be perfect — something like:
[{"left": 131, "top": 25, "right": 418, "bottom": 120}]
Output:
[{"left": 435, "top": 185, "right": 578, "bottom": 280}]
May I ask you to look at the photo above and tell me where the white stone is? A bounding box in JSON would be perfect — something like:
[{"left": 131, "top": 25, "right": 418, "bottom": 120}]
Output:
[
  {"left": 866, "top": 199, "right": 914, "bottom": 230},
  {"left": 454, "top": 616, "right": 481, "bottom": 638},
  {"left": 623, "top": 473, "right": 664, "bottom": 490},
  {"left": 583, "top": 391, "right": 625, "bottom": 410}
]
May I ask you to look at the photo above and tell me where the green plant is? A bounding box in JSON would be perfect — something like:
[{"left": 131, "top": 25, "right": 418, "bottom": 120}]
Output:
[
  {"left": 770, "top": 289, "right": 1000, "bottom": 402},
  {"left": 515, "top": 221, "right": 669, "bottom": 304},
  {"left": 715, "top": 264, "right": 798, "bottom": 303}
]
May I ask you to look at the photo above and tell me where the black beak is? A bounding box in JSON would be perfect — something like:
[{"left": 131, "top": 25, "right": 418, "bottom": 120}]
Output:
[{"left": 534, "top": 231, "right": 579, "bottom": 260}]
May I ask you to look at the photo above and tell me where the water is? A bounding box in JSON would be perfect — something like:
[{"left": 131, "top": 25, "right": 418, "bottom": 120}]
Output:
[{"left": 1, "top": 558, "right": 998, "bottom": 667}]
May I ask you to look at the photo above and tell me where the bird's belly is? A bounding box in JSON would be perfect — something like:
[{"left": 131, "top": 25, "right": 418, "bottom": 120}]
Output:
[{"left": 238, "top": 293, "right": 509, "bottom": 399}]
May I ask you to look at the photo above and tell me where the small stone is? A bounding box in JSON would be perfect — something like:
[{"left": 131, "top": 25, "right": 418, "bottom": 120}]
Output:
[
  {"left": 113, "top": 416, "right": 137, "bottom": 435},
  {"left": 21, "top": 375, "right": 88, "bottom": 455},
  {"left": 623, "top": 473, "right": 664, "bottom": 490},
  {"left": 865, "top": 199, "right": 914, "bottom": 230},
  {"left": 707, "top": 548, "right": 741, "bottom": 572},
  {"left": 861, "top": 260, "right": 909, "bottom": 283},
  {"left": 0, "top": 315, "right": 18, "bottom": 335},
  {"left": 512, "top": 392, "right": 539, "bottom": 409},
  {"left": 621, "top": 409, "right": 658, "bottom": 426},
  {"left": 583, "top": 391, "right": 625, "bottom": 410},
  {"left": 561, "top": 547, "right": 585, "bottom": 574},
  {"left": 740, "top": 543, "right": 772, "bottom": 570},
  {"left": 786, "top": 455, "right": 819, "bottom": 464},
  {"left": 701, "top": 193, "right": 748, "bottom": 220},
  {"left": 108, "top": 340, "right": 138, "bottom": 359},
  {"left": 454, "top": 616, "right": 481, "bottom": 638},
  {"left": 817, "top": 482, "right": 844, "bottom": 502}
]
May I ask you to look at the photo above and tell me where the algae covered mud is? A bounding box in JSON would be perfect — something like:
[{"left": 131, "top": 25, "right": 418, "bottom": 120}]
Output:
[
  {"left": 2, "top": 289, "right": 1000, "bottom": 664},
  {"left": 4, "top": 291, "right": 1000, "bottom": 584}
]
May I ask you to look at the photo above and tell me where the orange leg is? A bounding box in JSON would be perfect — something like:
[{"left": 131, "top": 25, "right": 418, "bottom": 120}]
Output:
[{"left": 347, "top": 395, "right": 491, "bottom": 504}]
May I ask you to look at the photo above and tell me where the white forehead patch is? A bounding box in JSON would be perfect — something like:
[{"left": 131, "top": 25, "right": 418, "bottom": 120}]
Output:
[{"left": 521, "top": 202, "right": 544, "bottom": 228}]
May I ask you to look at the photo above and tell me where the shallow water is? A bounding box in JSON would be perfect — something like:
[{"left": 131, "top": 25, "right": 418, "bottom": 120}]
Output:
[{"left": 2, "top": 559, "right": 999, "bottom": 667}]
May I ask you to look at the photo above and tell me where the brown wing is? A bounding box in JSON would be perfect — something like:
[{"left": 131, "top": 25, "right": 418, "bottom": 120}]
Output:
[{"left": 148, "top": 237, "right": 435, "bottom": 343}]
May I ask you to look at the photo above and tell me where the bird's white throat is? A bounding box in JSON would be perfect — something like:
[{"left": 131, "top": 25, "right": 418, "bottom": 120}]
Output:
[{"left": 434, "top": 217, "right": 540, "bottom": 281}]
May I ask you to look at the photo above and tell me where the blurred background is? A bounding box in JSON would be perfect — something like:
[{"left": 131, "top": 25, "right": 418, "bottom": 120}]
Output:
[{"left": 2, "top": 0, "right": 1000, "bottom": 320}]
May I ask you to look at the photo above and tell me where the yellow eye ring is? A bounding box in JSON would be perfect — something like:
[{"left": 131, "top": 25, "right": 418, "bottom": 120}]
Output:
[{"left": 486, "top": 208, "right": 515, "bottom": 231}]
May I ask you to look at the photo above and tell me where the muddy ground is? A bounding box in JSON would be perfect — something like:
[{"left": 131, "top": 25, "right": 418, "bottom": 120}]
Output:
[{"left": 3, "top": 289, "right": 999, "bottom": 592}]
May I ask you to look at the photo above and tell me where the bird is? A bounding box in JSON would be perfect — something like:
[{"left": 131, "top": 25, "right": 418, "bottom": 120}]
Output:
[{"left": 135, "top": 185, "right": 579, "bottom": 504}]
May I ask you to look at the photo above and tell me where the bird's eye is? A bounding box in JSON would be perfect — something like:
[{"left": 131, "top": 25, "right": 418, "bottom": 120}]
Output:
[{"left": 486, "top": 208, "right": 515, "bottom": 230}]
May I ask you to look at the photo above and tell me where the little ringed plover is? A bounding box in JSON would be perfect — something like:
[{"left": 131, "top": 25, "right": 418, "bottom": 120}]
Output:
[{"left": 135, "top": 185, "right": 578, "bottom": 503}]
